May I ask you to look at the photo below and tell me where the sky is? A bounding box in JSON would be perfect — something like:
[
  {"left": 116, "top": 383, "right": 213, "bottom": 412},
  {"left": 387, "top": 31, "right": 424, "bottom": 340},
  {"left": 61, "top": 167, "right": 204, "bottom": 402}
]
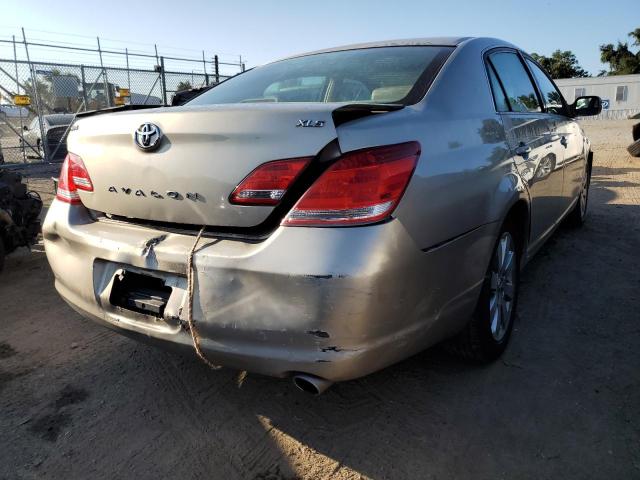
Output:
[{"left": 1, "top": 0, "right": 638, "bottom": 75}]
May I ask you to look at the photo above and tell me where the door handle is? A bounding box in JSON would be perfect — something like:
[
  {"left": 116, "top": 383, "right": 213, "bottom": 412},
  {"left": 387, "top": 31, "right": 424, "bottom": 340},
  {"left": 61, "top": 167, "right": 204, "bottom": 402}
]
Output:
[{"left": 515, "top": 144, "right": 532, "bottom": 157}]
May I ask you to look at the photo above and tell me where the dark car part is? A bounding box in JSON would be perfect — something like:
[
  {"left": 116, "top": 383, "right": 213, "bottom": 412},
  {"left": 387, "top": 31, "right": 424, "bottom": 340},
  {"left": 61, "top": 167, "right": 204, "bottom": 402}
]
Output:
[
  {"left": 628, "top": 122, "right": 640, "bottom": 157},
  {"left": 45, "top": 125, "right": 70, "bottom": 160},
  {"left": 0, "top": 170, "right": 43, "bottom": 270},
  {"left": 109, "top": 270, "right": 173, "bottom": 317},
  {"left": 171, "top": 85, "right": 214, "bottom": 106},
  {"left": 75, "top": 104, "right": 161, "bottom": 120}
]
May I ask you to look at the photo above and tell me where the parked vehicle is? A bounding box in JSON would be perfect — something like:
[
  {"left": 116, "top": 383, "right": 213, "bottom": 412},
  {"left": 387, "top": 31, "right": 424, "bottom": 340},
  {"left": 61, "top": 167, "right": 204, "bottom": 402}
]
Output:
[
  {"left": 21, "top": 114, "right": 74, "bottom": 159},
  {"left": 43, "top": 37, "right": 601, "bottom": 394},
  {"left": 628, "top": 122, "right": 640, "bottom": 157}
]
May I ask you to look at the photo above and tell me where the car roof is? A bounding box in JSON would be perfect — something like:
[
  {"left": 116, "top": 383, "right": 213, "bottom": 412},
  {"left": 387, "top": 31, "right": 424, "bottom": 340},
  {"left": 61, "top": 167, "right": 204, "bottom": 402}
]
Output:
[
  {"left": 279, "top": 37, "right": 512, "bottom": 61},
  {"left": 283, "top": 37, "right": 467, "bottom": 59}
]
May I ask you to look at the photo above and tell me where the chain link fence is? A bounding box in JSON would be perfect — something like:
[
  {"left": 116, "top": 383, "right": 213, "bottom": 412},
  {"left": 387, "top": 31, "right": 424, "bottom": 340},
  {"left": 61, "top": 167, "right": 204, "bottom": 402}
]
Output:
[{"left": 0, "top": 35, "right": 243, "bottom": 166}]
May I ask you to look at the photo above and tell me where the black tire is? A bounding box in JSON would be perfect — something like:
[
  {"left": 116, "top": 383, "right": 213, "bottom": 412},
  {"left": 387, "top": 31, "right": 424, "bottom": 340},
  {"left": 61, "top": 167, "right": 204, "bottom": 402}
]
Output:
[
  {"left": 446, "top": 223, "right": 520, "bottom": 362},
  {"left": 567, "top": 154, "right": 592, "bottom": 227},
  {"left": 628, "top": 139, "right": 640, "bottom": 158},
  {"left": 0, "top": 237, "right": 5, "bottom": 272},
  {"left": 632, "top": 122, "right": 640, "bottom": 142}
]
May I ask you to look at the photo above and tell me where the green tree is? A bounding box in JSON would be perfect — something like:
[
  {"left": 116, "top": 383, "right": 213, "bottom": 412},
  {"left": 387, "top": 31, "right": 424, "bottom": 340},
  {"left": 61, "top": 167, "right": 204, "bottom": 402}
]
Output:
[
  {"left": 530, "top": 50, "right": 589, "bottom": 78},
  {"left": 23, "top": 77, "right": 54, "bottom": 110},
  {"left": 176, "top": 81, "right": 193, "bottom": 92},
  {"left": 599, "top": 28, "right": 640, "bottom": 75}
]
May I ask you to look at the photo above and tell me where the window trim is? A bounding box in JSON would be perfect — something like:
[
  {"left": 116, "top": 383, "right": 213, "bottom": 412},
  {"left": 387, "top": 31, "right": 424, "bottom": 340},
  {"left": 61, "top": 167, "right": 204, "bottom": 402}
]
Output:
[
  {"left": 483, "top": 47, "right": 544, "bottom": 115},
  {"left": 521, "top": 53, "right": 571, "bottom": 118}
]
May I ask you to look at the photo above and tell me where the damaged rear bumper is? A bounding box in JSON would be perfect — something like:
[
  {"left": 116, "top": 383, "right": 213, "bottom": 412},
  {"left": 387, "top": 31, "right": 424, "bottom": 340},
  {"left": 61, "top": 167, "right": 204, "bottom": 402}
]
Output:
[{"left": 43, "top": 200, "right": 490, "bottom": 382}]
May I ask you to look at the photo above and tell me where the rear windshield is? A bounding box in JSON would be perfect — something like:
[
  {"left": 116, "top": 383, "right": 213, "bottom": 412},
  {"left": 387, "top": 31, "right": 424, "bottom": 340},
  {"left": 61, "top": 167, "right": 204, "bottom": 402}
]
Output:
[{"left": 189, "top": 46, "right": 453, "bottom": 106}]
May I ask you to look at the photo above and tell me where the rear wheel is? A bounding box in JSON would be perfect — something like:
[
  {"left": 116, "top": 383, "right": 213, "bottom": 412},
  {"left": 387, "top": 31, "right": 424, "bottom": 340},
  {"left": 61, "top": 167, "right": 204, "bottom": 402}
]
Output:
[
  {"left": 567, "top": 156, "right": 592, "bottom": 227},
  {"left": 447, "top": 226, "right": 519, "bottom": 362},
  {"left": 0, "top": 237, "right": 5, "bottom": 272},
  {"left": 628, "top": 139, "right": 640, "bottom": 158}
]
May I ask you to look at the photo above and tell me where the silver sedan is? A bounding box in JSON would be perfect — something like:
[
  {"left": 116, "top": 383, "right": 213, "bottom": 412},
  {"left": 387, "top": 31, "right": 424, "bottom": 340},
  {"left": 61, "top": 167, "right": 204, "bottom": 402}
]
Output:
[{"left": 43, "top": 37, "right": 601, "bottom": 394}]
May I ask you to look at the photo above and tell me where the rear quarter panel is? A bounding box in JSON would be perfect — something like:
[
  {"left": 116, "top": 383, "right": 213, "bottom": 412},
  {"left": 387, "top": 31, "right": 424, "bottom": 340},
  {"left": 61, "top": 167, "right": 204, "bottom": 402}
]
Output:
[{"left": 337, "top": 38, "right": 524, "bottom": 253}]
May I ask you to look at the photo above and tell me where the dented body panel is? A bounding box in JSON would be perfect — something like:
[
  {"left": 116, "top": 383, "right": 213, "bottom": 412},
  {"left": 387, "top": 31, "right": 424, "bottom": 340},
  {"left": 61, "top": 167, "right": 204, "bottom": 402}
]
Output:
[{"left": 43, "top": 200, "right": 496, "bottom": 381}]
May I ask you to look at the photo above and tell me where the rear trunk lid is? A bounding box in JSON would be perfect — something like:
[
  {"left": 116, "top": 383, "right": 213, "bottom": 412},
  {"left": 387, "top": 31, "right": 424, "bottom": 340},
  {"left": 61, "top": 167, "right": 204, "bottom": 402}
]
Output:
[{"left": 69, "top": 104, "right": 338, "bottom": 228}]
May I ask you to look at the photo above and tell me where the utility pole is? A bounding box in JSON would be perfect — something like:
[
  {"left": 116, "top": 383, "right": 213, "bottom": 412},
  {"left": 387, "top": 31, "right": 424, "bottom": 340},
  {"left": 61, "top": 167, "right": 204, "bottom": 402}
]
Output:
[{"left": 22, "top": 28, "right": 49, "bottom": 162}]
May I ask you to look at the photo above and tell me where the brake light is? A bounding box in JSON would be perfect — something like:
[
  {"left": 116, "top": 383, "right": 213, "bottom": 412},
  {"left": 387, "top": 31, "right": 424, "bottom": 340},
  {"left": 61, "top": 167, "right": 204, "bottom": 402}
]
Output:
[
  {"left": 56, "top": 152, "right": 93, "bottom": 204},
  {"left": 283, "top": 142, "right": 420, "bottom": 226},
  {"left": 230, "top": 157, "right": 311, "bottom": 205}
]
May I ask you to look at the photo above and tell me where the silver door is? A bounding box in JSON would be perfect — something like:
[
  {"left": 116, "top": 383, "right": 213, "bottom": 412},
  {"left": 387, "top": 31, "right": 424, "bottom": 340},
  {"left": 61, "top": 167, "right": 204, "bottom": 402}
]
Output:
[
  {"left": 487, "top": 50, "right": 566, "bottom": 249},
  {"left": 524, "top": 58, "right": 584, "bottom": 216}
]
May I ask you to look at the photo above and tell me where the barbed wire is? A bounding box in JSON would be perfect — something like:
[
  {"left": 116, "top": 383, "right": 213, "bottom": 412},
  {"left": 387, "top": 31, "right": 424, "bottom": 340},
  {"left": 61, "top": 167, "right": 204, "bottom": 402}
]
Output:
[{"left": 0, "top": 26, "right": 246, "bottom": 65}]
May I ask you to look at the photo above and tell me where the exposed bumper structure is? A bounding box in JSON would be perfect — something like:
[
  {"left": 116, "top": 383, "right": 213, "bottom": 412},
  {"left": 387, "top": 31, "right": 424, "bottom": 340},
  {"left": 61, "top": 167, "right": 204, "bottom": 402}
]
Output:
[{"left": 43, "top": 200, "right": 494, "bottom": 382}]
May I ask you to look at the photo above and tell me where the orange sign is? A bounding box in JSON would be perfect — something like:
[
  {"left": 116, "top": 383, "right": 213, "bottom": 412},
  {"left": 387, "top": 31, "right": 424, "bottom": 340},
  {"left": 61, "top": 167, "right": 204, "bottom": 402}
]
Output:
[{"left": 13, "top": 95, "right": 31, "bottom": 106}]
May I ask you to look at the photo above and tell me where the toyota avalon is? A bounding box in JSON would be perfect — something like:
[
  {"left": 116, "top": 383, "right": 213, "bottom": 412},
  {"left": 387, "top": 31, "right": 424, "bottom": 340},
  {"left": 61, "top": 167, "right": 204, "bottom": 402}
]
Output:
[{"left": 43, "top": 37, "right": 601, "bottom": 394}]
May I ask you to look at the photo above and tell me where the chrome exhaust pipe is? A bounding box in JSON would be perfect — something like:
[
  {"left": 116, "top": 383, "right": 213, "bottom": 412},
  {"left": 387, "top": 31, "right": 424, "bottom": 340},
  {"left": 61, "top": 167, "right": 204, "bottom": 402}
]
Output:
[{"left": 292, "top": 374, "right": 333, "bottom": 395}]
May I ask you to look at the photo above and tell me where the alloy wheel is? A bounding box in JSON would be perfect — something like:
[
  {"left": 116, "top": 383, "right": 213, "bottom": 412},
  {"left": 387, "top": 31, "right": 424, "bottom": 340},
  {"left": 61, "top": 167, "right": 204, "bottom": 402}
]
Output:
[
  {"left": 579, "top": 171, "right": 589, "bottom": 218},
  {"left": 489, "top": 232, "right": 516, "bottom": 342}
]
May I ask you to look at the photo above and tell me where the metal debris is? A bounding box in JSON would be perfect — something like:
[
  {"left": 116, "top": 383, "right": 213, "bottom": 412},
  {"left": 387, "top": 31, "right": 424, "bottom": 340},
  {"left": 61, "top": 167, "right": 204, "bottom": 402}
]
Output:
[{"left": 0, "top": 170, "right": 42, "bottom": 271}]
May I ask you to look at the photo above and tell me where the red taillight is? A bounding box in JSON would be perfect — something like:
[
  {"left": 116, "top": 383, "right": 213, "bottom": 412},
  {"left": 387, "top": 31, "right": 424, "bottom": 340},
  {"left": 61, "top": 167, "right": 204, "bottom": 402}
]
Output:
[
  {"left": 230, "top": 157, "right": 311, "bottom": 206},
  {"left": 283, "top": 142, "right": 420, "bottom": 226},
  {"left": 56, "top": 152, "right": 93, "bottom": 204}
]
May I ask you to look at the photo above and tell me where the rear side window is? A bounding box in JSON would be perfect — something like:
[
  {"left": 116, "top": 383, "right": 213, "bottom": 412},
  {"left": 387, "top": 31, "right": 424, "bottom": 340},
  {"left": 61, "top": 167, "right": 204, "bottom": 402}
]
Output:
[
  {"left": 488, "top": 52, "right": 541, "bottom": 113},
  {"left": 525, "top": 59, "right": 567, "bottom": 115},
  {"left": 487, "top": 63, "right": 509, "bottom": 111},
  {"left": 189, "top": 46, "right": 454, "bottom": 106}
]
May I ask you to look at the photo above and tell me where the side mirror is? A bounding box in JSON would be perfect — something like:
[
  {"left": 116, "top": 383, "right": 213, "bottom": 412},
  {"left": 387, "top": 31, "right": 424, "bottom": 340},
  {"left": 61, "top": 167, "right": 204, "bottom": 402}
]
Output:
[{"left": 572, "top": 96, "right": 602, "bottom": 117}]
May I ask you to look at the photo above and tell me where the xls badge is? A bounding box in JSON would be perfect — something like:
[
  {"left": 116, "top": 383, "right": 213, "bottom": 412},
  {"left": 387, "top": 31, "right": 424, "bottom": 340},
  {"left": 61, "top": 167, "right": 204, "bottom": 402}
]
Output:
[{"left": 296, "top": 119, "right": 325, "bottom": 128}]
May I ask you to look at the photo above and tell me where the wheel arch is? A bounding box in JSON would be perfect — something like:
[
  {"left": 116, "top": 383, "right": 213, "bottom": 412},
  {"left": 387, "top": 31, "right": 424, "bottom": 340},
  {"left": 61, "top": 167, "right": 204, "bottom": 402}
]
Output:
[{"left": 500, "top": 198, "right": 530, "bottom": 267}]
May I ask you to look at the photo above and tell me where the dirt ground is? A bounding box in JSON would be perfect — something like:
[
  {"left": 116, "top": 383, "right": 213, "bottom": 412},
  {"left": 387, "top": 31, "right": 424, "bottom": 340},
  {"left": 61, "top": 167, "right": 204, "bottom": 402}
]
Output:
[{"left": 1, "top": 120, "right": 639, "bottom": 480}]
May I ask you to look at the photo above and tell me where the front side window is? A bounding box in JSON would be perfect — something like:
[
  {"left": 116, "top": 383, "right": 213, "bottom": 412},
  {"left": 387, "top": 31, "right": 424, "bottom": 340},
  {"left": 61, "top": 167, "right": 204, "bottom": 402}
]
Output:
[
  {"left": 189, "top": 46, "right": 454, "bottom": 106},
  {"left": 489, "top": 52, "right": 541, "bottom": 113},
  {"left": 526, "top": 59, "right": 567, "bottom": 115}
]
